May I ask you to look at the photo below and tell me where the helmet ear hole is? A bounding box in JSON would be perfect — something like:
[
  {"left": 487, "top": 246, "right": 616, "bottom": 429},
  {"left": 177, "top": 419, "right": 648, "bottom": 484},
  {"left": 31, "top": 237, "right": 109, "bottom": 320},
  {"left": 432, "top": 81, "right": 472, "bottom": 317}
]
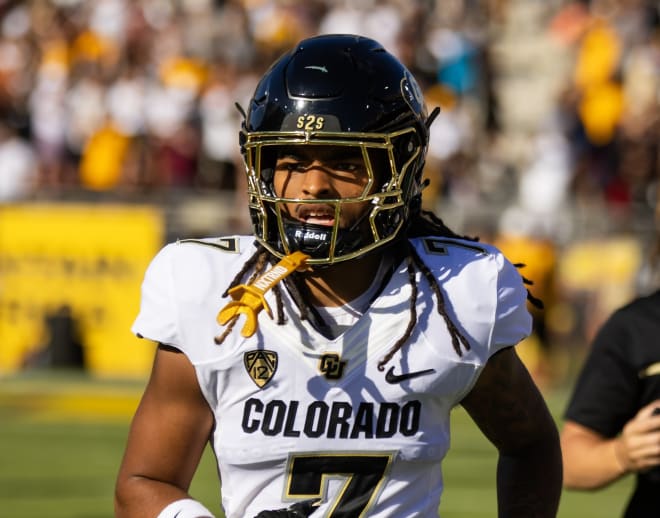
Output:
[
  {"left": 393, "top": 132, "right": 423, "bottom": 179},
  {"left": 409, "top": 194, "right": 422, "bottom": 217}
]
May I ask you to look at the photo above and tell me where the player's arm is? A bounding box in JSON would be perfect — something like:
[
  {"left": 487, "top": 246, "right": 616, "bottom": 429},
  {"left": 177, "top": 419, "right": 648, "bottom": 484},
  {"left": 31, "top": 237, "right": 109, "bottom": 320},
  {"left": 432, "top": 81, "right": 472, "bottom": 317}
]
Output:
[
  {"left": 460, "top": 346, "right": 562, "bottom": 518},
  {"left": 115, "top": 344, "right": 215, "bottom": 518},
  {"left": 561, "top": 400, "right": 660, "bottom": 489},
  {"left": 560, "top": 420, "right": 625, "bottom": 489}
]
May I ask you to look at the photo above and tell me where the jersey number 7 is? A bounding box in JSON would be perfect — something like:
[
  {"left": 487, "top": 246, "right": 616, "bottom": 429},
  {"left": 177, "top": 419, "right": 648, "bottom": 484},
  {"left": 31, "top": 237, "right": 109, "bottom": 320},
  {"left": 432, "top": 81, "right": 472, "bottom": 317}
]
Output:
[{"left": 285, "top": 452, "right": 393, "bottom": 517}]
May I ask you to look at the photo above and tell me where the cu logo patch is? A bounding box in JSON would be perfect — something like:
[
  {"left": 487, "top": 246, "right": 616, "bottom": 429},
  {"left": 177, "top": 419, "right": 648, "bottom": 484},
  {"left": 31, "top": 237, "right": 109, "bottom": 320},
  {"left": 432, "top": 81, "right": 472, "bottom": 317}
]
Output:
[
  {"left": 244, "top": 350, "right": 278, "bottom": 388},
  {"left": 319, "top": 353, "right": 346, "bottom": 380}
]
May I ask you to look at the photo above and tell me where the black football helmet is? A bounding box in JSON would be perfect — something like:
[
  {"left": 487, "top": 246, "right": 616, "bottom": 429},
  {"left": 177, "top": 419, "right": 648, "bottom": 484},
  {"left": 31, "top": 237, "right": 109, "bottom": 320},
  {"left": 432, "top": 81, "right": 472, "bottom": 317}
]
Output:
[{"left": 240, "top": 34, "right": 432, "bottom": 265}]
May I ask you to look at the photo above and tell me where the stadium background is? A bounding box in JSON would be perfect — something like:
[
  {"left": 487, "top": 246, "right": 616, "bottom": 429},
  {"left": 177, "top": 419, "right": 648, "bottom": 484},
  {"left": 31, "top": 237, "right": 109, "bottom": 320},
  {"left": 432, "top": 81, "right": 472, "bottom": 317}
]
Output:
[{"left": 0, "top": 0, "right": 657, "bottom": 516}]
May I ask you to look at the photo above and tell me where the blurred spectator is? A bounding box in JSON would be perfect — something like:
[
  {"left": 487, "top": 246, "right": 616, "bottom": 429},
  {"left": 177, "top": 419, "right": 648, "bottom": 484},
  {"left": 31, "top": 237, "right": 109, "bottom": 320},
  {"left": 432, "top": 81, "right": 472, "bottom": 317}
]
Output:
[
  {"left": 495, "top": 222, "right": 560, "bottom": 387},
  {"left": 198, "top": 61, "right": 242, "bottom": 190},
  {"left": 0, "top": 121, "right": 38, "bottom": 201},
  {"left": 78, "top": 117, "right": 130, "bottom": 191},
  {"left": 318, "top": 0, "right": 404, "bottom": 56},
  {"left": 28, "top": 34, "right": 71, "bottom": 187},
  {"left": 422, "top": 83, "right": 477, "bottom": 212},
  {"left": 23, "top": 305, "right": 85, "bottom": 369}
]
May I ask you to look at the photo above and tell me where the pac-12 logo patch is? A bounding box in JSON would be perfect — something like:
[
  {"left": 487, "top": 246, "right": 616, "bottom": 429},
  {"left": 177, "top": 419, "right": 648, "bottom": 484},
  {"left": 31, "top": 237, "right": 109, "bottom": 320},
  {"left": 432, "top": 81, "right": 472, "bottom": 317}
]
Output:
[{"left": 244, "top": 350, "right": 278, "bottom": 388}]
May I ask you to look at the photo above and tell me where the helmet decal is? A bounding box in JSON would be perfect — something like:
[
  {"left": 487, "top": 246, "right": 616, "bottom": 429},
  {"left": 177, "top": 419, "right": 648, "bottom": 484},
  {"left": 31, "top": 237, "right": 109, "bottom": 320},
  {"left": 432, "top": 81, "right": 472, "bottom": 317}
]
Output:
[
  {"left": 401, "top": 70, "right": 426, "bottom": 119},
  {"left": 303, "top": 65, "right": 329, "bottom": 73}
]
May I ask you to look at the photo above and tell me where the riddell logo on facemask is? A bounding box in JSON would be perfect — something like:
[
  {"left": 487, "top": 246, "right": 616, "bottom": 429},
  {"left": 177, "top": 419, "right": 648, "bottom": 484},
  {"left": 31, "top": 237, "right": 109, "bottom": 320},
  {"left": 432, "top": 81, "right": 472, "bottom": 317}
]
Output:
[{"left": 295, "top": 229, "right": 328, "bottom": 242}]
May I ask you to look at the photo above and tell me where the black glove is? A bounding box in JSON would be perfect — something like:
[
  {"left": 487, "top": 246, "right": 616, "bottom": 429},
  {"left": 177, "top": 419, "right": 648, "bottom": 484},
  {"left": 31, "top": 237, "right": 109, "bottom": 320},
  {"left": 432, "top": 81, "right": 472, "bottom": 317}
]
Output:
[{"left": 253, "top": 499, "right": 320, "bottom": 518}]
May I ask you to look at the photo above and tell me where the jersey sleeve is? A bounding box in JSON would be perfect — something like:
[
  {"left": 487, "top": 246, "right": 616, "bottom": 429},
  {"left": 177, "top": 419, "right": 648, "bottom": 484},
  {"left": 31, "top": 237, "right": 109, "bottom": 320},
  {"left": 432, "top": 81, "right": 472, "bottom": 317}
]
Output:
[
  {"left": 489, "top": 251, "right": 533, "bottom": 352},
  {"left": 416, "top": 238, "right": 533, "bottom": 405},
  {"left": 131, "top": 243, "right": 181, "bottom": 347},
  {"left": 564, "top": 310, "right": 638, "bottom": 437}
]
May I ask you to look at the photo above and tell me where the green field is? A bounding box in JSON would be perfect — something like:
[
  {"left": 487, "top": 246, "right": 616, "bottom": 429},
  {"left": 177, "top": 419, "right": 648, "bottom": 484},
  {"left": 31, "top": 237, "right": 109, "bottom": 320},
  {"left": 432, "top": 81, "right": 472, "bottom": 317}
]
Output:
[{"left": 0, "top": 371, "right": 632, "bottom": 517}]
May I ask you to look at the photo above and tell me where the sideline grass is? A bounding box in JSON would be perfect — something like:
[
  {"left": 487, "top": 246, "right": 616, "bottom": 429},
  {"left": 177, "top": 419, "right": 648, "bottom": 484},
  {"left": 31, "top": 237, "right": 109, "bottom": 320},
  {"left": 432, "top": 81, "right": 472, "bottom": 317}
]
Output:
[{"left": 0, "top": 372, "right": 632, "bottom": 517}]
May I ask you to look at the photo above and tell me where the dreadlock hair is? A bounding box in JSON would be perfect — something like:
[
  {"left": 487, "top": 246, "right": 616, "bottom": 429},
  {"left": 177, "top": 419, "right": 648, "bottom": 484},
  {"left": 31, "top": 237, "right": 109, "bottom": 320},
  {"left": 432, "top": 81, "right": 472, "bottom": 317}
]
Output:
[
  {"left": 213, "top": 248, "right": 277, "bottom": 345},
  {"left": 215, "top": 208, "right": 542, "bottom": 370},
  {"left": 214, "top": 243, "right": 304, "bottom": 345},
  {"left": 377, "top": 209, "right": 475, "bottom": 369}
]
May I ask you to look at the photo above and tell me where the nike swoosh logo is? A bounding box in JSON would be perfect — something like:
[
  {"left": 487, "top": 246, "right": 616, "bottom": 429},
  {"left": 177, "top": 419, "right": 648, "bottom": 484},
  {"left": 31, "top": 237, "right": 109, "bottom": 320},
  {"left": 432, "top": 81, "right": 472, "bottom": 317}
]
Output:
[{"left": 385, "top": 366, "right": 436, "bottom": 384}]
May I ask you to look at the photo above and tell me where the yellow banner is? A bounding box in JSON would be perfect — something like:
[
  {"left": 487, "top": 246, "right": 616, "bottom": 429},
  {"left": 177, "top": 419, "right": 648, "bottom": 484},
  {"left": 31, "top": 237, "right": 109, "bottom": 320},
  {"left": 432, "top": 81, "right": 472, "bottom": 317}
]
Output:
[{"left": 0, "top": 203, "right": 164, "bottom": 378}]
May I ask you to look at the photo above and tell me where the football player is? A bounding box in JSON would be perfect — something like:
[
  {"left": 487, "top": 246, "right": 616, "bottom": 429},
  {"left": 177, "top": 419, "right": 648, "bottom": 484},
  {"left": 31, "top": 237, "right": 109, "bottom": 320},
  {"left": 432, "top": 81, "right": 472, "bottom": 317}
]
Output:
[{"left": 115, "top": 34, "right": 561, "bottom": 518}]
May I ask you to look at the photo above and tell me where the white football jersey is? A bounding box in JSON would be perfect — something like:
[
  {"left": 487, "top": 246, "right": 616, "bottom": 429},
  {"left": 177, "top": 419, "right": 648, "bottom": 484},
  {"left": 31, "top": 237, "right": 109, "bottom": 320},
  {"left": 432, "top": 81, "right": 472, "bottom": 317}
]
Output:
[{"left": 133, "top": 235, "right": 532, "bottom": 518}]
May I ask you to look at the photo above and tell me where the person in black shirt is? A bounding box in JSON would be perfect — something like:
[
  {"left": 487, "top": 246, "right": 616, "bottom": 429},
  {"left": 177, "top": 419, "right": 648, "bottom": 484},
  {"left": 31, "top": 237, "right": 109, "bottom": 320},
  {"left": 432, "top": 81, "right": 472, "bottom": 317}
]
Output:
[{"left": 561, "top": 288, "right": 660, "bottom": 516}]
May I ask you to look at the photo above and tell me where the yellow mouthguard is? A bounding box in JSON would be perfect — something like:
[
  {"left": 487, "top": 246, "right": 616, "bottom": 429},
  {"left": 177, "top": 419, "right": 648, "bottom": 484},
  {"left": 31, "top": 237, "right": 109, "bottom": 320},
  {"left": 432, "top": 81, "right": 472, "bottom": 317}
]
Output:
[{"left": 217, "top": 251, "right": 310, "bottom": 337}]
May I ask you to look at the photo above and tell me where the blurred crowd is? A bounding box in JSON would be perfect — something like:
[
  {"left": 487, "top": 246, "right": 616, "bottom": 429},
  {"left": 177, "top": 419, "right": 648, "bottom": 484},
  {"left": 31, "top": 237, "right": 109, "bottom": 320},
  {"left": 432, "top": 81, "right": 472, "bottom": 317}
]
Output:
[
  {"left": 0, "top": 0, "right": 656, "bottom": 205},
  {"left": 0, "top": 0, "right": 659, "bottom": 384}
]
